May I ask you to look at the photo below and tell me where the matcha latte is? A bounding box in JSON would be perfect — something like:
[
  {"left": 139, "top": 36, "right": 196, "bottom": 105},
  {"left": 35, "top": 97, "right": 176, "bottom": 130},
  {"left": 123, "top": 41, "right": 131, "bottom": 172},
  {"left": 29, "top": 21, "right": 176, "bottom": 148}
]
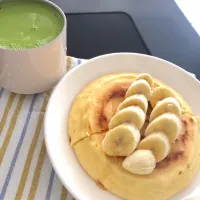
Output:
[{"left": 0, "top": 1, "right": 64, "bottom": 50}]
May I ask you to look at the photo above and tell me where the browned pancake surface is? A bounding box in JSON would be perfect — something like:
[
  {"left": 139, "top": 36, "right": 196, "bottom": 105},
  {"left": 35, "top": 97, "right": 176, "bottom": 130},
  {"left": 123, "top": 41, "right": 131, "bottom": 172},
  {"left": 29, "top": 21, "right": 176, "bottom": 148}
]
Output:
[{"left": 68, "top": 73, "right": 200, "bottom": 200}]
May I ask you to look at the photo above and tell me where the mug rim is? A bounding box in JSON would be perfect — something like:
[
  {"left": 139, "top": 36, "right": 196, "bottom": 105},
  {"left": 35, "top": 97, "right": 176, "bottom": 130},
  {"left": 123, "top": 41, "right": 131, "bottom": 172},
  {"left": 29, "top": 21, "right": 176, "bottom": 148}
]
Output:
[{"left": 0, "top": 0, "right": 66, "bottom": 51}]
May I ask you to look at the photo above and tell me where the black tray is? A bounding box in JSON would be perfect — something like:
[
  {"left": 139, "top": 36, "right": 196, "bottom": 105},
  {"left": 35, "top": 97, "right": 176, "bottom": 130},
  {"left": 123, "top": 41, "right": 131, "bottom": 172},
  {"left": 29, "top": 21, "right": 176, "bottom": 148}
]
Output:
[{"left": 66, "top": 12, "right": 150, "bottom": 59}]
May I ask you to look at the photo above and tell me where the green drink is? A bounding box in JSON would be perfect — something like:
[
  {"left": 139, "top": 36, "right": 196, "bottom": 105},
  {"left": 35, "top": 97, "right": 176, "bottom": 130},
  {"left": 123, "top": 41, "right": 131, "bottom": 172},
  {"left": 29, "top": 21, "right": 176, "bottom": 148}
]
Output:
[{"left": 0, "top": 1, "right": 64, "bottom": 50}]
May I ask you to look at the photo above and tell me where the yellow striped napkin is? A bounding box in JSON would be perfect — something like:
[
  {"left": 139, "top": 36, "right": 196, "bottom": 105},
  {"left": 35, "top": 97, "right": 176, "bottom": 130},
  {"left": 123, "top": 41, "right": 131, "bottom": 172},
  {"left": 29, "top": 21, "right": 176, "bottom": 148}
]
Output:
[{"left": 0, "top": 56, "right": 84, "bottom": 200}]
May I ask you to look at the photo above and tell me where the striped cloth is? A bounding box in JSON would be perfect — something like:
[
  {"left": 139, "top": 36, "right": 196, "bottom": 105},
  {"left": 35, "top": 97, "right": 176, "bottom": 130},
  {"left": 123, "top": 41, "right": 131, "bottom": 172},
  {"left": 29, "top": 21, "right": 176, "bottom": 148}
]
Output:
[{"left": 0, "top": 57, "right": 84, "bottom": 200}]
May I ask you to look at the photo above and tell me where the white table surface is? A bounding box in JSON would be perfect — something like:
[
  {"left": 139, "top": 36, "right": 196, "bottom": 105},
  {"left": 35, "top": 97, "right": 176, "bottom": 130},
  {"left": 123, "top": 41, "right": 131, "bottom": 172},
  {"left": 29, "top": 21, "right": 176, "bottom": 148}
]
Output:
[{"left": 175, "top": 0, "right": 200, "bottom": 36}]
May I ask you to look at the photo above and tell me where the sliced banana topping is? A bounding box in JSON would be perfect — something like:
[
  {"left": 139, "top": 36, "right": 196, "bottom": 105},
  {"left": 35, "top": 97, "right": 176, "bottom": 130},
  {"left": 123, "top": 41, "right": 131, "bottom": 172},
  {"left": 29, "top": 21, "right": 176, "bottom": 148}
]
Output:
[
  {"left": 149, "top": 97, "right": 181, "bottom": 122},
  {"left": 102, "top": 124, "right": 140, "bottom": 156},
  {"left": 135, "top": 73, "right": 154, "bottom": 88},
  {"left": 150, "top": 86, "right": 176, "bottom": 108},
  {"left": 125, "top": 79, "right": 151, "bottom": 100},
  {"left": 101, "top": 73, "right": 182, "bottom": 176},
  {"left": 122, "top": 149, "right": 156, "bottom": 175},
  {"left": 129, "top": 94, "right": 182, "bottom": 175},
  {"left": 145, "top": 113, "right": 181, "bottom": 142},
  {"left": 137, "top": 132, "right": 170, "bottom": 162},
  {"left": 103, "top": 73, "right": 153, "bottom": 161},
  {"left": 118, "top": 94, "right": 148, "bottom": 113},
  {"left": 109, "top": 106, "right": 145, "bottom": 130}
]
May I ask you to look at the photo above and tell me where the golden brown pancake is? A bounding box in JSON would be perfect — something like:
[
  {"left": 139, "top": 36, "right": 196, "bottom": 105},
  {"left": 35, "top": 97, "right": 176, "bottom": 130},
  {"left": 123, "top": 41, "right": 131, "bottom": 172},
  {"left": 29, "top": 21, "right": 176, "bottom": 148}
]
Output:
[{"left": 68, "top": 73, "right": 200, "bottom": 200}]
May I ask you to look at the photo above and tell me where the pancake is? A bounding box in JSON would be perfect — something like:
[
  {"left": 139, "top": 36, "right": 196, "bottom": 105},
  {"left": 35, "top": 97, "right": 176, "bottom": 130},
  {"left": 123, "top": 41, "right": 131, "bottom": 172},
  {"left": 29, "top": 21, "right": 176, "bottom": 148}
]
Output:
[{"left": 68, "top": 73, "right": 200, "bottom": 200}]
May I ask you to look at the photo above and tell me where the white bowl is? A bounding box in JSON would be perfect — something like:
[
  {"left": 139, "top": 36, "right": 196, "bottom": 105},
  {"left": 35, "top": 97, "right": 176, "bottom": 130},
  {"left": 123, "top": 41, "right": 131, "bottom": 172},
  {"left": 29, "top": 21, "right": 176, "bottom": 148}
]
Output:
[{"left": 44, "top": 53, "right": 200, "bottom": 200}]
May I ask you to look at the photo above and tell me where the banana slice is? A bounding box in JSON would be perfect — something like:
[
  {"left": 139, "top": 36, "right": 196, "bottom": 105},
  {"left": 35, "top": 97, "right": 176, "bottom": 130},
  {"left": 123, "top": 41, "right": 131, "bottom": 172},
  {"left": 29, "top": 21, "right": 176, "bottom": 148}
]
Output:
[
  {"left": 122, "top": 149, "right": 156, "bottom": 175},
  {"left": 135, "top": 73, "right": 154, "bottom": 88},
  {"left": 102, "top": 124, "right": 140, "bottom": 156},
  {"left": 118, "top": 94, "right": 148, "bottom": 113},
  {"left": 150, "top": 86, "right": 176, "bottom": 108},
  {"left": 149, "top": 97, "right": 181, "bottom": 122},
  {"left": 109, "top": 106, "right": 145, "bottom": 130},
  {"left": 125, "top": 80, "right": 151, "bottom": 100},
  {"left": 145, "top": 113, "right": 181, "bottom": 142},
  {"left": 137, "top": 132, "right": 170, "bottom": 162}
]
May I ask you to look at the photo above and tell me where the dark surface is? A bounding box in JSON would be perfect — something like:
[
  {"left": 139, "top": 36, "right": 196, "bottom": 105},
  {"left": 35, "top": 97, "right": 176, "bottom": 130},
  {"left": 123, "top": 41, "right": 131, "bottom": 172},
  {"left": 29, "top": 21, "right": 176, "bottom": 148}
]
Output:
[
  {"left": 51, "top": 0, "right": 200, "bottom": 79},
  {"left": 66, "top": 12, "right": 150, "bottom": 58}
]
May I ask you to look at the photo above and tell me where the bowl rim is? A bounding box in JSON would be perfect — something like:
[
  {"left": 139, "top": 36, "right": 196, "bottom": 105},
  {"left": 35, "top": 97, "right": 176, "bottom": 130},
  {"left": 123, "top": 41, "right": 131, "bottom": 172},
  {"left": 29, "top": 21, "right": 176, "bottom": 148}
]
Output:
[{"left": 44, "top": 52, "right": 199, "bottom": 200}]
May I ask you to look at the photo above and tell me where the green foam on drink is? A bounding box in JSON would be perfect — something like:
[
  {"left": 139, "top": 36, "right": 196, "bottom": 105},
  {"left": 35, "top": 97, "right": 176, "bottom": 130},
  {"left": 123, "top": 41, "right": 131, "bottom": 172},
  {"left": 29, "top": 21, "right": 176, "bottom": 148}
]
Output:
[{"left": 0, "top": 1, "right": 64, "bottom": 50}]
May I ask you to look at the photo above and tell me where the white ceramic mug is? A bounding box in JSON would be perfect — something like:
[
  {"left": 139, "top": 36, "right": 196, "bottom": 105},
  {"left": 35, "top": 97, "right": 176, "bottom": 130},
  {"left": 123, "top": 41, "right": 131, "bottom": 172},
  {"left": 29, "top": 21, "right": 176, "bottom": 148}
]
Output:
[{"left": 0, "top": 0, "right": 67, "bottom": 94}]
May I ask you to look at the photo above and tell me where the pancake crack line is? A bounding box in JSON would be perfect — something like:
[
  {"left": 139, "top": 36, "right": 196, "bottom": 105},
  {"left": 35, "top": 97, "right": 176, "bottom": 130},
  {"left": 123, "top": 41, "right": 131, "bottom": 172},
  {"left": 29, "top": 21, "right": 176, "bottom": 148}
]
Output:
[{"left": 70, "top": 131, "right": 105, "bottom": 147}]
